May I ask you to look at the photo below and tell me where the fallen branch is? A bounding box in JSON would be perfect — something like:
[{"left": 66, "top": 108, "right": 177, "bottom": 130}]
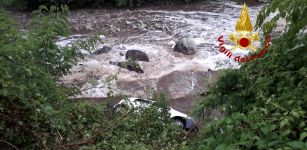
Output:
[
  {"left": 0, "top": 112, "right": 48, "bottom": 149},
  {"left": 51, "top": 113, "right": 129, "bottom": 149},
  {"left": 0, "top": 140, "right": 19, "bottom": 150}
]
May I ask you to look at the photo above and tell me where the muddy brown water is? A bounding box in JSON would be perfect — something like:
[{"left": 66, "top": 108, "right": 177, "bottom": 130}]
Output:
[{"left": 9, "top": 0, "right": 266, "bottom": 115}]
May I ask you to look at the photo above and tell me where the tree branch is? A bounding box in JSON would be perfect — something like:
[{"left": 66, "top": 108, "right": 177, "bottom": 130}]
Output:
[
  {"left": 0, "top": 140, "right": 19, "bottom": 150},
  {"left": 51, "top": 113, "right": 129, "bottom": 149},
  {"left": 0, "top": 112, "right": 48, "bottom": 149}
]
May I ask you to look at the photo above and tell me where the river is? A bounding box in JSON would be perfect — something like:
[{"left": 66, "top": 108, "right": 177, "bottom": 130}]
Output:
[{"left": 13, "top": 0, "right": 266, "bottom": 113}]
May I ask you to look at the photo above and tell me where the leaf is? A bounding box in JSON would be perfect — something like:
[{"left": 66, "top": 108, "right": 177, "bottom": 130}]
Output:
[
  {"left": 261, "top": 127, "right": 269, "bottom": 135},
  {"left": 300, "top": 132, "right": 307, "bottom": 141},
  {"left": 286, "top": 141, "right": 305, "bottom": 149},
  {"left": 215, "top": 144, "right": 227, "bottom": 150},
  {"left": 268, "top": 141, "right": 280, "bottom": 147}
]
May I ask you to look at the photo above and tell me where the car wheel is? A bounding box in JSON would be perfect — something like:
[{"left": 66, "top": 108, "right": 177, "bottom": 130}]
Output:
[
  {"left": 113, "top": 104, "right": 125, "bottom": 113},
  {"left": 184, "top": 118, "right": 199, "bottom": 132},
  {"left": 173, "top": 117, "right": 186, "bottom": 129},
  {"left": 190, "top": 125, "right": 199, "bottom": 133}
]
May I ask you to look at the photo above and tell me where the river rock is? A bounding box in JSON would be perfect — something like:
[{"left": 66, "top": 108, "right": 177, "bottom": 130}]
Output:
[
  {"left": 116, "top": 79, "right": 155, "bottom": 98},
  {"left": 157, "top": 71, "right": 206, "bottom": 98},
  {"left": 85, "top": 24, "right": 93, "bottom": 31},
  {"left": 92, "top": 46, "right": 112, "bottom": 55},
  {"left": 110, "top": 61, "right": 144, "bottom": 73},
  {"left": 136, "top": 21, "right": 146, "bottom": 30},
  {"left": 174, "top": 37, "right": 197, "bottom": 55},
  {"left": 126, "top": 50, "right": 149, "bottom": 62},
  {"left": 157, "top": 70, "right": 221, "bottom": 99},
  {"left": 125, "top": 20, "right": 132, "bottom": 25}
]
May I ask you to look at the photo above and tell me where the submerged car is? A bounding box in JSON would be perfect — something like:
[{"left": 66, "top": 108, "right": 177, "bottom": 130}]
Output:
[{"left": 113, "top": 97, "right": 198, "bottom": 132}]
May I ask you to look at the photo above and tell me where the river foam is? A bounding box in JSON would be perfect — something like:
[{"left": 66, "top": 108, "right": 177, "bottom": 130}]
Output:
[{"left": 60, "top": 0, "right": 263, "bottom": 98}]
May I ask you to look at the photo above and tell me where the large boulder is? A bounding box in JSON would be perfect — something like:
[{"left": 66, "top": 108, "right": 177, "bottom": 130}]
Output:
[
  {"left": 174, "top": 37, "right": 197, "bottom": 55},
  {"left": 156, "top": 70, "right": 206, "bottom": 98},
  {"left": 156, "top": 70, "right": 221, "bottom": 99},
  {"left": 92, "top": 46, "right": 112, "bottom": 55},
  {"left": 110, "top": 61, "right": 144, "bottom": 74},
  {"left": 126, "top": 50, "right": 149, "bottom": 62}
]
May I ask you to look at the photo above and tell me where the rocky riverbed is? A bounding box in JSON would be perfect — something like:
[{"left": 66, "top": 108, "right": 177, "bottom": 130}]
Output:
[{"left": 11, "top": 0, "right": 268, "bottom": 113}]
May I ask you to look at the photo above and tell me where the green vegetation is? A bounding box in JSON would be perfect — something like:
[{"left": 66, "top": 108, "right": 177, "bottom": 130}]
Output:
[
  {"left": 193, "top": 0, "right": 307, "bottom": 149},
  {"left": 0, "top": 5, "right": 184, "bottom": 149}
]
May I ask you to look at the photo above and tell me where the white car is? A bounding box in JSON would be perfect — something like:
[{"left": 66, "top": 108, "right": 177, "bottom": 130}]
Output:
[{"left": 113, "top": 97, "right": 198, "bottom": 132}]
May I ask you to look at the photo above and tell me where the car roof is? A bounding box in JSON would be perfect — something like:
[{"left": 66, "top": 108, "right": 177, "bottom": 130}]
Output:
[
  {"left": 118, "top": 97, "right": 189, "bottom": 118},
  {"left": 128, "top": 97, "right": 154, "bottom": 102}
]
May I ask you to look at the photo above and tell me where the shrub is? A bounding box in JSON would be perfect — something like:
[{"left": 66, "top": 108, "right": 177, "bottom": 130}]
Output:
[
  {"left": 94, "top": 93, "right": 185, "bottom": 150},
  {"left": 0, "top": 5, "right": 82, "bottom": 149}
]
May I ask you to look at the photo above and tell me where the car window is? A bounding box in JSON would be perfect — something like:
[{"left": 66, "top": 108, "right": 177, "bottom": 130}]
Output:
[
  {"left": 135, "top": 99, "right": 151, "bottom": 104},
  {"left": 133, "top": 99, "right": 152, "bottom": 108}
]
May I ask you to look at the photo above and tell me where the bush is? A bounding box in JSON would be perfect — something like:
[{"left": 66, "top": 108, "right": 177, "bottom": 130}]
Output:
[
  {"left": 193, "top": 0, "right": 307, "bottom": 149},
  {"left": 94, "top": 93, "right": 185, "bottom": 150},
  {"left": 0, "top": 5, "right": 83, "bottom": 149}
]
